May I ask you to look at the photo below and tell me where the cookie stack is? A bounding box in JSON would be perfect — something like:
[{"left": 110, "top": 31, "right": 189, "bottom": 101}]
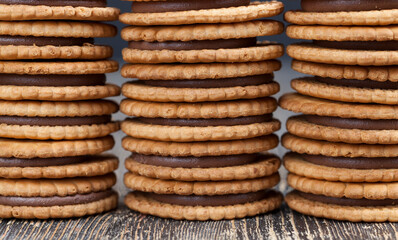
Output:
[
  {"left": 281, "top": 1, "right": 398, "bottom": 222},
  {"left": 0, "top": 2, "right": 121, "bottom": 219},
  {"left": 119, "top": 1, "right": 285, "bottom": 220}
]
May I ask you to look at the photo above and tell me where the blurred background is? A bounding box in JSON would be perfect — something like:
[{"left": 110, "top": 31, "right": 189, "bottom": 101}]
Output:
[{"left": 101, "top": 1, "right": 304, "bottom": 196}]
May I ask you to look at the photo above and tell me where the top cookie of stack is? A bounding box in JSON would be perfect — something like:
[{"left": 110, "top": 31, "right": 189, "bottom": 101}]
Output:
[{"left": 119, "top": 0, "right": 285, "bottom": 220}]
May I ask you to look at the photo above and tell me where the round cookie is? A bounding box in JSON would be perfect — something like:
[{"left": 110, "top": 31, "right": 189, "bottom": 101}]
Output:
[
  {"left": 0, "top": 1, "right": 119, "bottom": 21},
  {"left": 0, "top": 173, "right": 117, "bottom": 219},
  {"left": 0, "top": 21, "right": 116, "bottom": 60},
  {"left": 284, "top": 153, "right": 398, "bottom": 183},
  {"left": 287, "top": 43, "right": 398, "bottom": 66},
  {"left": 291, "top": 60, "right": 398, "bottom": 82},
  {"left": 0, "top": 154, "right": 119, "bottom": 179},
  {"left": 123, "top": 135, "right": 278, "bottom": 157},
  {"left": 0, "top": 100, "right": 119, "bottom": 140},
  {"left": 125, "top": 154, "right": 280, "bottom": 181},
  {"left": 119, "top": 1, "right": 284, "bottom": 26},
  {"left": 286, "top": 191, "right": 398, "bottom": 222},
  {"left": 121, "top": 61, "right": 281, "bottom": 80}
]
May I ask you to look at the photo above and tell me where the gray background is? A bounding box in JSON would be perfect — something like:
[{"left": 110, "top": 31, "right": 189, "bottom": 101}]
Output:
[{"left": 102, "top": 0, "right": 304, "bottom": 197}]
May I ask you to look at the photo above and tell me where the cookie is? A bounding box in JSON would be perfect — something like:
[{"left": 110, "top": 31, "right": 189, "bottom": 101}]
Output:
[
  {"left": 0, "top": 136, "right": 114, "bottom": 159},
  {"left": 288, "top": 173, "right": 398, "bottom": 200},
  {"left": 286, "top": 25, "right": 398, "bottom": 42},
  {"left": 121, "top": 78, "right": 279, "bottom": 102},
  {"left": 0, "top": 154, "right": 119, "bottom": 179},
  {"left": 287, "top": 43, "right": 398, "bottom": 66},
  {"left": 291, "top": 60, "right": 398, "bottom": 82},
  {"left": 121, "top": 97, "right": 277, "bottom": 119},
  {"left": 119, "top": 1, "right": 284, "bottom": 26},
  {"left": 0, "top": 2, "right": 119, "bottom": 21},
  {"left": 122, "top": 20, "right": 283, "bottom": 42},
  {"left": 286, "top": 191, "right": 398, "bottom": 222},
  {"left": 282, "top": 133, "right": 398, "bottom": 158},
  {"left": 0, "top": 100, "right": 119, "bottom": 140},
  {"left": 0, "top": 21, "right": 116, "bottom": 60},
  {"left": 125, "top": 154, "right": 280, "bottom": 181},
  {"left": 291, "top": 77, "right": 398, "bottom": 105},
  {"left": 125, "top": 190, "right": 282, "bottom": 221},
  {"left": 284, "top": 152, "right": 398, "bottom": 183},
  {"left": 279, "top": 93, "right": 398, "bottom": 120},
  {"left": 121, "top": 61, "right": 281, "bottom": 80},
  {"left": 123, "top": 135, "right": 278, "bottom": 157},
  {"left": 0, "top": 173, "right": 117, "bottom": 219}
]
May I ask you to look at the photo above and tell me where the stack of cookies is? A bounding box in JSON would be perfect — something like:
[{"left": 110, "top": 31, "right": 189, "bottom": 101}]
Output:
[
  {"left": 0, "top": 1, "right": 121, "bottom": 219},
  {"left": 281, "top": 1, "right": 398, "bottom": 222},
  {"left": 119, "top": 1, "right": 285, "bottom": 220}
]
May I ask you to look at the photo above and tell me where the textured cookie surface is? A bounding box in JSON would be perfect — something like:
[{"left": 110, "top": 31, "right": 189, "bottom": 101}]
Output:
[
  {"left": 286, "top": 191, "right": 398, "bottom": 222},
  {"left": 120, "top": 1, "right": 284, "bottom": 25},
  {"left": 121, "top": 61, "right": 281, "bottom": 80},
  {"left": 285, "top": 9, "right": 398, "bottom": 26},
  {"left": 123, "top": 135, "right": 278, "bottom": 157},
  {"left": 0, "top": 5, "right": 119, "bottom": 21},
  {"left": 125, "top": 155, "right": 280, "bottom": 181},
  {"left": 287, "top": 44, "right": 398, "bottom": 66},
  {"left": 292, "top": 60, "right": 398, "bottom": 82}
]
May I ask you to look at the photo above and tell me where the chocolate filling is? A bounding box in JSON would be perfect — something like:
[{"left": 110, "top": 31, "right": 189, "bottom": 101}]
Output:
[
  {"left": 137, "top": 74, "right": 274, "bottom": 88},
  {"left": 0, "top": 155, "right": 109, "bottom": 167},
  {"left": 134, "top": 114, "right": 273, "bottom": 127},
  {"left": 0, "top": 115, "right": 111, "bottom": 126},
  {"left": 142, "top": 190, "right": 278, "bottom": 206},
  {"left": 128, "top": 38, "right": 257, "bottom": 51},
  {"left": 0, "top": 36, "right": 94, "bottom": 47},
  {"left": 314, "top": 77, "right": 398, "bottom": 89},
  {"left": 296, "top": 191, "right": 398, "bottom": 206},
  {"left": 301, "top": 0, "right": 398, "bottom": 12},
  {"left": 0, "top": 0, "right": 107, "bottom": 7},
  {"left": 313, "top": 40, "right": 398, "bottom": 51},
  {"left": 0, "top": 74, "right": 106, "bottom": 86},
  {"left": 131, "top": 153, "right": 265, "bottom": 168},
  {"left": 300, "top": 115, "right": 398, "bottom": 130},
  {"left": 131, "top": 0, "right": 250, "bottom": 13},
  {"left": 290, "top": 152, "right": 398, "bottom": 169},
  {"left": 0, "top": 190, "right": 115, "bottom": 207}
]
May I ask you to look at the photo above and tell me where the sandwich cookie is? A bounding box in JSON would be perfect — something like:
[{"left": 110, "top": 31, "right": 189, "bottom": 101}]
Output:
[
  {"left": 0, "top": 21, "right": 116, "bottom": 60},
  {"left": 0, "top": 100, "right": 119, "bottom": 140},
  {"left": 285, "top": 0, "right": 398, "bottom": 26},
  {"left": 280, "top": 93, "right": 398, "bottom": 144},
  {"left": 121, "top": 98, "right": 280, "bottom": 142},
  {"left": 0, "top": 60, "right": 120, "bottom": 101},
  {"left": 122, "top": 20, "right": 284, "bottom": 63},
  {"left": 0, "top": 0, "right": 119, "bottom": 21},
  {"left": 0, "top": 173, "right": 118, "bottom": 219},
  {"left": 120, "top": 1, "right": 284, "bottom": 26}
]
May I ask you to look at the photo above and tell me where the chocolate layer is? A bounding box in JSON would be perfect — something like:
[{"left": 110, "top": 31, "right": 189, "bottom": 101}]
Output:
[
  {"left": 0, "top": 190, "right": 115, "bottom": 207},
  {"left": 301, "top": 115, "right": 398, "bottom": 130},
  {"left": 131, "top": 153, "right": 265, "bottom": 168},
  {"left": 0, "top": 0, "right": 107, "bottom": 7},
  {"left": 315, "top": 77, "right": 398, "bottom": 89},
  {"left": 134, "top": 114, "right": 273, "bottom": 127},
  {"left": 137, "top": 74, "right": 274, "bottom": 88},
  {"left": 0, "top": 36, "right": 94, "bottom": 47},
  {"left": 132, "top": 0, "right": 250, "bottom": 13},
  {"left": 296, "top": 191, "right": 398, "bottom": 206},
  {"left": 0, "top": 115, "right": 111, "bottom": 126},
  {"left": 128, "top": 38, "right": 257, "bottom": 51},
  {"left": 313, "top": 40, "right": 398, "bottom": 51},
  {"left": 301, "top": 0, "right": 398, "bottom": 12},
  {"left": 290, "top": 152, "right": 398, "bottom": 169},
  {"left": 143, "top": 190, "right": 278, "bottom": 207},
  {"left": 0, "top": 155, "right": 109, "bottom": 168},
  {"left": 0, "top": 74, "right": 106, "bottom": 86}
]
